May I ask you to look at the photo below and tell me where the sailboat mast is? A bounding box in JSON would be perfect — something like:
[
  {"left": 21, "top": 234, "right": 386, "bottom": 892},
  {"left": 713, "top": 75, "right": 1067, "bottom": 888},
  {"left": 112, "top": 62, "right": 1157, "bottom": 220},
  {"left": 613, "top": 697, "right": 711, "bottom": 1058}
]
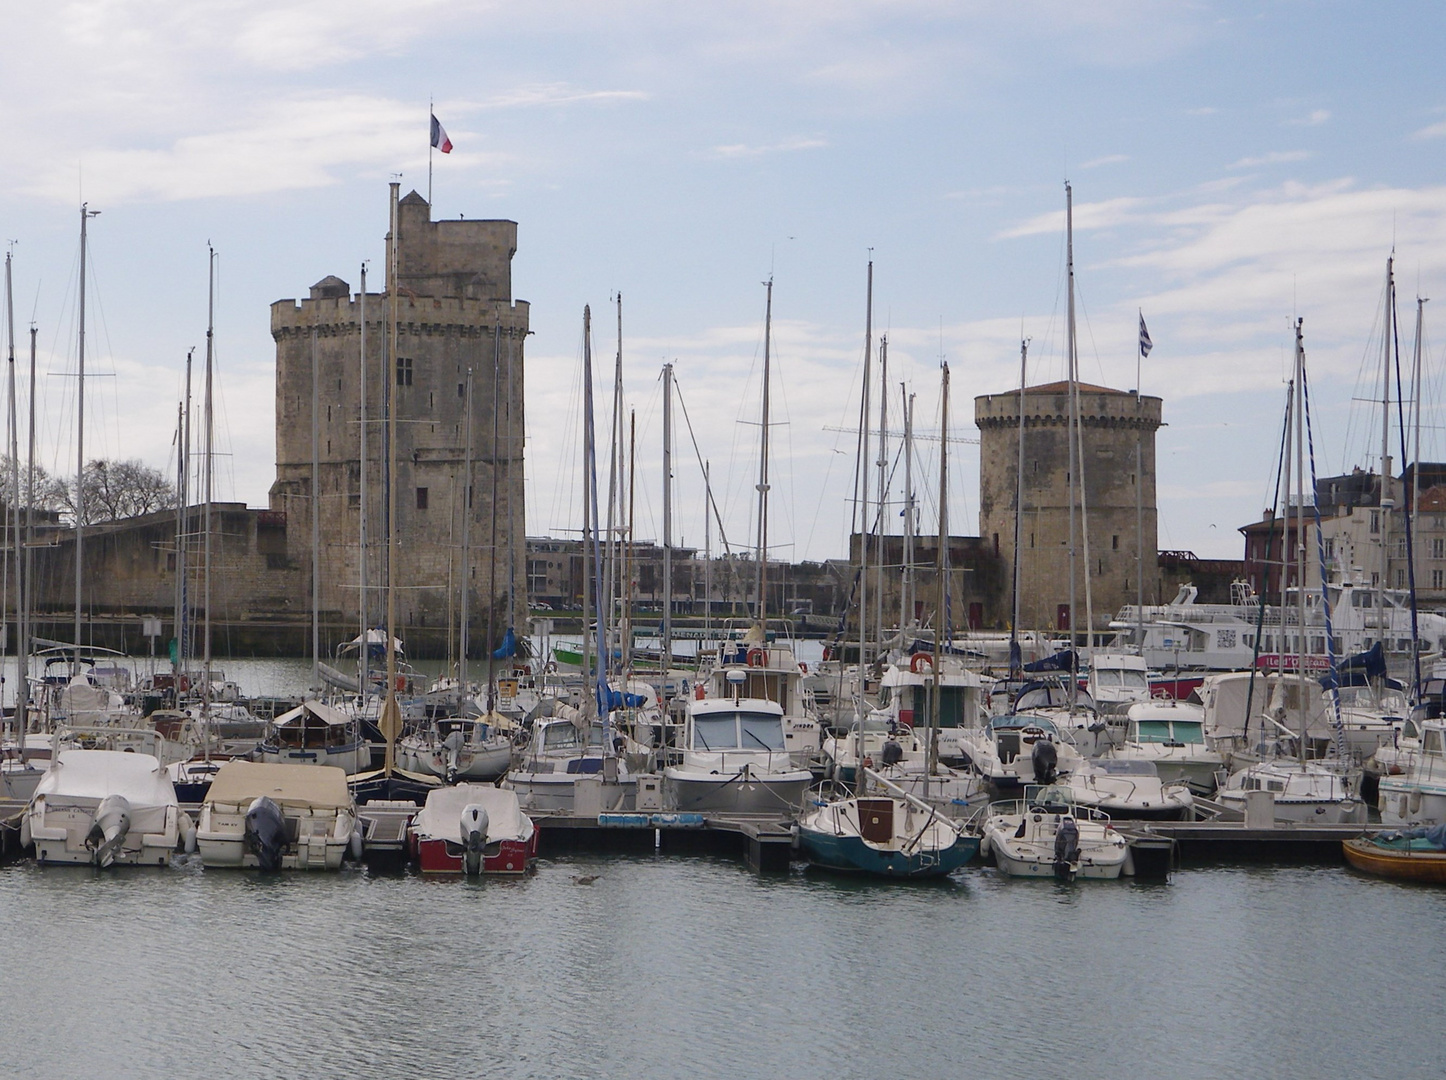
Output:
[
  {"left": 603, "top": 296, "right": 624, "bottom": 669},
  {"left": 1064, "top": 184, "right": 1080, "bottom": 692},
  {"left": 1381, "top": 256, "right": 1395, "bottom": 602},
  {"left": 179, "top": 351, "right": 192, "bottom": 672},
  {"left": 857, "top": 263, "right": 871, "bottom": 697},
  {"left": 662, "top": 361, "right": 674, "bottom": 677},
  {"left": 382, "top": 180, "right": 401, "bottom": 776},
  {"left": 1136, "top": 313, "right": 1145, "bottom": 651},
  {"left": 756, "top": 279, "right": 773, "bottom": 624},
  {"left": 901, "top": 385, "right": 914, "bottom": 634},
  {"left": 1012, "top": 337, "right": 1027, "bottom": 663},
  {"left": 1295, "top": 318, "right": 1307, "bottom": 760},
  {"left": 358, "top": 264, "right": 368, "bottom": 696},
  {"left": 704, "top": 460, "right": 712, "bottom": 643},
  {"left": 876, "top": 334, "right": 887, "bottom": 642},
  {"left": 204, "top": 246, "right": 215, "bottom": 709},
  {"left": 459, "top": 366, "right": 473, "bottom": 692},
  {"left": 487, "top": 320, "right": 503, "bottom": 711},
  {"left": 1412, "top": 295, "right": 1427, "bottom": 550},
  {"left": 74, "top": 204, "right": 97, "bottom": 672},
  {"left": 4, "top": 249, "right": 14, "bottom": 702},
  {"left": 932, "top": 361, "right": 949, "bottom": 780},
  {"left": 581, "top": 305, "right": 595, "bottom": 712}
]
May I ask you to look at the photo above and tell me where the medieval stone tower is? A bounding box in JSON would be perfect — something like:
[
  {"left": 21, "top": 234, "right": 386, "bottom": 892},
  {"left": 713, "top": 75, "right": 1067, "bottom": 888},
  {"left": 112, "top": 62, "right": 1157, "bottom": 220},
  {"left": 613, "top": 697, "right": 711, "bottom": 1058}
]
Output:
[
  {"left": 975, "top": 382, "right": 1162, "bottom": 636},
  {"left": 270, "top": 189, "right": 528, "bottom": 656}
]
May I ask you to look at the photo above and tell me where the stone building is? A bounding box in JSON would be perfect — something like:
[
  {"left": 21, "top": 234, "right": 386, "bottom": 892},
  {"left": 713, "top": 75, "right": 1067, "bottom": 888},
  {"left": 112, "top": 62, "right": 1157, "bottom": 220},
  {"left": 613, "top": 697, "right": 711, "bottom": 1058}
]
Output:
[
  {"left": 975, "top": 381, "right": 1162, "bottom": 636},
  {"left": 269, "top": 189, "right": 529, "bottom": 653}
]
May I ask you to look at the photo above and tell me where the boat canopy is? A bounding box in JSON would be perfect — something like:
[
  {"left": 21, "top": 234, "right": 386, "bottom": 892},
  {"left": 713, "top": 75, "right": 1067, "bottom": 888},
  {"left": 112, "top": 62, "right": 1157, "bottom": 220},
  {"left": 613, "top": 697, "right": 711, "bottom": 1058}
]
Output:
[
  {"left": 412, "top": 783, "right": 532, "bottom": 844},
  {"left": 273, "top": 699, "right": 353, "bottom": 729},
  {"left": 205, "top": 760, "right": 352, "bottom": 810},
  {"left": 37, "top": 750, "right": 176, "bottom": 809}
]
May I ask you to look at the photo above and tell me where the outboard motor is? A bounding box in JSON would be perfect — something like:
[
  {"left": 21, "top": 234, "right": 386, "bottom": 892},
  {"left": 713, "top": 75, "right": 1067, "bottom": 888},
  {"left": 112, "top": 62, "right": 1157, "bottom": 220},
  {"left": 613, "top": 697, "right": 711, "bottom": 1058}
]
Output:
[
  {"left": 244, "top": 796, "right": 288, "bottom": 871},
  {"left": 443, "top": 728, "right": 467, "bottom": 783},
  {"left": 880, "top": 739, "right": 904, "bottom": 767},
  {"left": 461, "top": 803, "right": 490, "bottom": 875},
  {"left": 86, "top": 794, "right": 132, "bottom": 868},
  {"left": 1053, "top": 816, "right": 1080, "bottom": 881},
  {"left": 1031, "top": 738, "right": 1058, "bottom": 785}
]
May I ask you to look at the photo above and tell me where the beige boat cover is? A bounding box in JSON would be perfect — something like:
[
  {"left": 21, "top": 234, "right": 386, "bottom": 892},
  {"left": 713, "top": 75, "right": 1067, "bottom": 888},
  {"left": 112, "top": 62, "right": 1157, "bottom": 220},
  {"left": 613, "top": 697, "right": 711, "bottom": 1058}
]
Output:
[{"left": 205, "top": 759, "right": 352, "bottom": 810}]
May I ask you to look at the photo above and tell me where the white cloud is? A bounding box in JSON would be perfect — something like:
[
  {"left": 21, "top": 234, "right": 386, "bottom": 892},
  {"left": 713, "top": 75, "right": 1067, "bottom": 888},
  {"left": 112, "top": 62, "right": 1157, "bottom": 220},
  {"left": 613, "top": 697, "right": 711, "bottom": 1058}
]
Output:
[
  {"left": 709, "top": 137, "right": 828, "bottom": 160},
  {"left": 1081, "top": 154, "right": 1129, "bottom": 169},
  {"left": 461, "top": 84, "right": 651, "bottom": 111},
  {"left": 1286, "top": 109, "right": 1331, "bottom": 127},
  {"left": 1413, "top": 119, "right": 1446, "bottom": 140},
  {"left": 1227, "top": 149, "right": 1311, "bottom": 169},
  {"left": 998, "top": 195, "right": 1152, "bottom": 239}
]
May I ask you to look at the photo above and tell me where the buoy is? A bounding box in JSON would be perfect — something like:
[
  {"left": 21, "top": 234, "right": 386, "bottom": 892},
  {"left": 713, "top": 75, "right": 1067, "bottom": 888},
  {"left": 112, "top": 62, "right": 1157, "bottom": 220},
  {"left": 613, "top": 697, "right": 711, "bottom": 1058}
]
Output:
[
  {"left": 695, "top": 683, "right": 705, "bottom": 701},
  {"left": 746, "top": 648, "right": 766, "bottom": 668},
  {"left": 909, "top": 651, "right": 934, "bottom": 674}
]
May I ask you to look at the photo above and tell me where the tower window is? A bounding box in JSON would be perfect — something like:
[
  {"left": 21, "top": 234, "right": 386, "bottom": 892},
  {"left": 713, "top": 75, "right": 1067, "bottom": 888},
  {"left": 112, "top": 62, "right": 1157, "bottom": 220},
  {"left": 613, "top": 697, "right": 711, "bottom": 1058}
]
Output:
[
  {"left": 416, "top": 487, "right": 429, "bottom": 510},
  {"left": 458, "top": 383, "right": 466, "bottom": 398},
  {"left": 1112, "top": 535, "right": 1119, "bottom": 550},
  {"left": 397, "top": 356, "right": 413, "bottom": 386}
]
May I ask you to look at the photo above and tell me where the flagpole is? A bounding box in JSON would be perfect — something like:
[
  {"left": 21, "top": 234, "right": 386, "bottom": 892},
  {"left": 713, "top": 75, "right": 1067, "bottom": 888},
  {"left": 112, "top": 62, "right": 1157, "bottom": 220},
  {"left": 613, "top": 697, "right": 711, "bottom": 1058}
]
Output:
[{"left": 428, "top": 98, "right": 434, "bottom": 207}]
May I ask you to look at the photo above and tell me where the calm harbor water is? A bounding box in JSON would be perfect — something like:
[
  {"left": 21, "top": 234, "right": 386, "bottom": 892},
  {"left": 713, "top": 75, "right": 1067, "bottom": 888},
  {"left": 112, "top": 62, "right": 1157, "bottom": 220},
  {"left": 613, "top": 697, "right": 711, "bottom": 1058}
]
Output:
[{"left": 1, "top": 855, "right": 1442, "bottom": 1080}]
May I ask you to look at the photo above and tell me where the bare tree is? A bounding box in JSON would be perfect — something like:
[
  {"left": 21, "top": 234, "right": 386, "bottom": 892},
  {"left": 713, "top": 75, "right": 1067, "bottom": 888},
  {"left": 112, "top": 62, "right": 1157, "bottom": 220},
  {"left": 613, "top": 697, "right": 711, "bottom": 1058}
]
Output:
[
  {"left": 0, "top": 455, "right": 68, "bottom": 514},
  {"left": 58, "top": 458, "right": 177, "bottom": 525}
]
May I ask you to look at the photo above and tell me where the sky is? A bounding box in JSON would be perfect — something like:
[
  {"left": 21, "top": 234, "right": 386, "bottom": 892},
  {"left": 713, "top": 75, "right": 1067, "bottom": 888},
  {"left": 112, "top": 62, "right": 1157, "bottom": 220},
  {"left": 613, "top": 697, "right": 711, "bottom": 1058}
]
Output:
[{"left": 2, "top": 1, "right": 1446, "bottom": 568}]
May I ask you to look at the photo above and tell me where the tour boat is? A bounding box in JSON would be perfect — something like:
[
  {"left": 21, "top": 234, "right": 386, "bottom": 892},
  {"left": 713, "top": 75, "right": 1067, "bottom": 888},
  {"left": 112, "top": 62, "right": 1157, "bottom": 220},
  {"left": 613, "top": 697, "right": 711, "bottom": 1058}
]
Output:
[
  {"left": 980, "top": 785, "right": 1129, "bottom": 880},
  {"left": 664, "top": 697, "right": 811, "bottom": 815},
  {"left": 195, "top": 760, "right": 362, "bottom": 871},
  {"left": 797, "top": 791, "right": 979, "bottom": 878},
  {"left": 408, "top": 783, "right": 537, "bottom": 875},
  {"left": 259, "top": 699, "right": 370, "bottom": 775},
  {"left": 21, "top": 749, "right": 190, "bottom": 868}
]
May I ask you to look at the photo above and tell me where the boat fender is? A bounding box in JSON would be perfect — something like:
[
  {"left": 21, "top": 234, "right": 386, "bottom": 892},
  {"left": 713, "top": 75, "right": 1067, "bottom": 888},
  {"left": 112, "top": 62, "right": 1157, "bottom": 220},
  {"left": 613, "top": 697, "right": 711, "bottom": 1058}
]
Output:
[
  {"left": 909, "top": 652, "right": 934, "bottom": 674},
  {"left": 746, "top": 648, "right": 767, "bottom": 668},
  {"left": 177, "top": 810, "right": 198, "bottom": 855},
  {"left": 349, "top": 827, "right": 364, "bottom": 862}
]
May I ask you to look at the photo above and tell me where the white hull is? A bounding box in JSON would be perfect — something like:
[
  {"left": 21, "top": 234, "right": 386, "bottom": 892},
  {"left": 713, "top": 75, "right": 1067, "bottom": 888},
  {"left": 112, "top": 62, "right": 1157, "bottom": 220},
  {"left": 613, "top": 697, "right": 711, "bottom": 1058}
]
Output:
[
  {"left": 260, "top": 742, "right": 370, "bottom": 775},
  {"left": 26, "top": 800, "right": 182, "bottom": 867},
  {"left": 663, "top": 769, "right": 810, "bottom": 815},
  {"left": 1377, "top": 779, "right": 1446, "bottom": 827},
  {"left": 506, "top": 773, "right": 636, "bottom": 813}
]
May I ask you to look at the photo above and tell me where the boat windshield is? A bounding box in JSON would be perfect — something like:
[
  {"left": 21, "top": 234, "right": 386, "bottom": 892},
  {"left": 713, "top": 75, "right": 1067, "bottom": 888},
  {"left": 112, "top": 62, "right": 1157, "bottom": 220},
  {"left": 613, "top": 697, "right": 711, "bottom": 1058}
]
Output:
[
  {"left": 1095, "top": 669, "right": 1148, "bottom": 689},
  {"left": 693, "top": 714, "right": 740, "bottom": 750},
  {"left": 1097, "top": 758, "right": 1159, "bottom": 777},
  {"left": 1134, "top": 721, "right": 1175, "bottom": 743},
  {"left": 740, "top": 712, "right": 787, "bottom": 751}
]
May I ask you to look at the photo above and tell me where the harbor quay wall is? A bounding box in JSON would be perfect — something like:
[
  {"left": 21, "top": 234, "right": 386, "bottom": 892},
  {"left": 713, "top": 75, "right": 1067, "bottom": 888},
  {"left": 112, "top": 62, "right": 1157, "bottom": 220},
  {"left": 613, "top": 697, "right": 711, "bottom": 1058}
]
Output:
[{"left": 976, "top": 383, "right": 1162, "bottom": 635}]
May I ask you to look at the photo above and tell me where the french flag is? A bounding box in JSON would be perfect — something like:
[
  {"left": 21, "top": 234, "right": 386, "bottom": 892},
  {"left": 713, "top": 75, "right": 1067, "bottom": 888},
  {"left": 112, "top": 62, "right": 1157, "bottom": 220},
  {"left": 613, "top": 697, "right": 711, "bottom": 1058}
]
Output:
[{"left": 430, "top": 114, "right": 452, "bottom": 154}]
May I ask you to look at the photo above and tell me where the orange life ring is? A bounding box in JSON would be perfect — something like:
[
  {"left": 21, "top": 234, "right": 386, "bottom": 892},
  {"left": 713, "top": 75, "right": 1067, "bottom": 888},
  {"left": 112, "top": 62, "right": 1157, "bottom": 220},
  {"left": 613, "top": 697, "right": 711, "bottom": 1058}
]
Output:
[
  {"left": 746, "top": 648, "right": 767, "bottom": 668},
  {"left": 909, "top": 651, "right": 934, "bottom": 674}
]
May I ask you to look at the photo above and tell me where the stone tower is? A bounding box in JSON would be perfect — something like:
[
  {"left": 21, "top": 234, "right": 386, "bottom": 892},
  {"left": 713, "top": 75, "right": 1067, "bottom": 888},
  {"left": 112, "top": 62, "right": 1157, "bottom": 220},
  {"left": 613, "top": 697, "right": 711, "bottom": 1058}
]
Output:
[
  {"left": 975, "top": 381, "right": 1162, "bottom": 635},
  {"left": 270, "top": 190, "right": 529, "bottom": 656}
]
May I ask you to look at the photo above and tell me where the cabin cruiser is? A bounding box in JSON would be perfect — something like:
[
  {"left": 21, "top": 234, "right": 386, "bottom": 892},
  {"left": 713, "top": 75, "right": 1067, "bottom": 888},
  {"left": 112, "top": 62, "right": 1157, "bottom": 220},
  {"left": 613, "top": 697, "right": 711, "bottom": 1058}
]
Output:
[
  {"left": 962, "top": 714, "right": 1083, "bottom": 793},
  {"left": 702, "top": 635, "right": 825, "bottom": 773},
  {"left": 505, "top": 707, "right": 636, "bottom": 813},
  {"left": 396, "top": 715, "right": 512, "bottom": 782},
  {"left": 408, "top": 783, "right": 537, "bottom": 875},
  {"left": 663, "top": 696, "right": 811, "bottom": 815},
  {"left": 1217, "top": 758, "right": 1365, "bottom": 824},
  {"left": 980, "top": 784, "right": 1129, "bottom": 880},
  {"left": 1060, "top": 759, "right": 1194, "bottom": 821},
  {"left": 1087, "top": 652, "right": 1151, "bottom": 717},
  {"left": 196, "top": 760, "right": 362, "bottom": 870},
  {"left": 259, "top": 699, "right": 370, "bottom": 775},
  {"left": 21, "top": 749, "right": 191, "bottom": 867},
  {"left": 1377, "top": 719, "right": 1446, "bottom": 827},
  {"left": 1099, "top": 700, "right": 1224, "bottom": 795}
]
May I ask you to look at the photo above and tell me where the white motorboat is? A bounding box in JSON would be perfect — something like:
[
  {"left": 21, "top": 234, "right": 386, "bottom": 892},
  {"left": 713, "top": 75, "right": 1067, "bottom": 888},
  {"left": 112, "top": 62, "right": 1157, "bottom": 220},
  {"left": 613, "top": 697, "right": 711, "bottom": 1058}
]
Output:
[
  {"left": 1217, "top": 758, "right": 1365, "bottom": 824},
  {"left": 703, "top": 637, "right": 825, "bottom": 773},
  {"left": 664, "top": 697, "right": 811, "bottom": 815},
  {"left": 21, "top": 749, "right": 190, "bottom": 867},
  {"left": 1060, "top": 759, "right": 1194, "bottom": 821},
  {"left": 396, "top": 715, "right": 512, "bottom": 782},
  {"left": 409, "top": 783, "right": 538, "bottom": 875},
  {"left": 1377, "top": 719, "right": 1446, "bottom": 827},
  {"left": 196, "top": 759, "right": 362, "bottom": 871},
  {"left": 2, "top": 733, "right": 59, "bottom": 802},
  {"left": 1087, "top": 652, "right": 1151, "bottom": 718},
  {"left": 870, "top": 652, "right": 989, "bottom": 766},
  {"left": 981, "top": 784, "right": 1129, "bottom": 880},
  {"left": 822, "top": 715, "right": 983, "bottom": 811},
  {"left": 1100, "top": 700, "right": 1224, "bottom": 795},
  {"left": 259, "top": 699, "right": 370, "bottom": 775},
  {"left": 505, "top": 710, "right": 635, "bottom": 813},
  {"left": 962, "top": 714, "right": 1083, "bottom": 793}
]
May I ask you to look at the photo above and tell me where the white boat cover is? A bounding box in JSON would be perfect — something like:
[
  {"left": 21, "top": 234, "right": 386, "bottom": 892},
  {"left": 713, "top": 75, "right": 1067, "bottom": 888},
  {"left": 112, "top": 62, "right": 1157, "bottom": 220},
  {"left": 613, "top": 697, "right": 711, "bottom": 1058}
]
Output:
[
  {"left": 272, "top": 699, "right": 352, "bottom": 729},
  {"left": 36, "top": 750, "right": 176, "bottom": 805},
  {"left": 204, "top": 759, "right": 352, "bottom": 810},
  {"left": 412, "top": 783, "right": 533, "bottom": 843},
  {"left": 33, "top": 750, "right": 178, "bottom": 835}
]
